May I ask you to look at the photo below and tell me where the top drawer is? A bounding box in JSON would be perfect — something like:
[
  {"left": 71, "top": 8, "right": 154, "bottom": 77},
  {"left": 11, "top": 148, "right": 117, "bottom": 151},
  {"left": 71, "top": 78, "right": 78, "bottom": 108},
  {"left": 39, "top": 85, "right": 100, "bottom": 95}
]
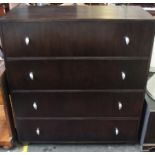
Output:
[{"left": 2, "top": 21, "right": 154, "bottom": 57}]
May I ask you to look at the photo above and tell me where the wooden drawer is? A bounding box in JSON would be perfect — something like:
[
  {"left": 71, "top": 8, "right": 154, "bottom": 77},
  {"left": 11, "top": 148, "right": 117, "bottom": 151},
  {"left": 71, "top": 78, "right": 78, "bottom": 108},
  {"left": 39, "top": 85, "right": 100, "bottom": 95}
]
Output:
[
  {"left": 12, "top": 92, "right": 144, "bottom": 118},
  {"left": 7, "top": 59, "right": 148, "bottom": 90},
  {"left": 16, "top": 119, "right": 139, "bottom": 143},
  {"left": 2, "top": 22, "right": 154, "bottom": 57}
]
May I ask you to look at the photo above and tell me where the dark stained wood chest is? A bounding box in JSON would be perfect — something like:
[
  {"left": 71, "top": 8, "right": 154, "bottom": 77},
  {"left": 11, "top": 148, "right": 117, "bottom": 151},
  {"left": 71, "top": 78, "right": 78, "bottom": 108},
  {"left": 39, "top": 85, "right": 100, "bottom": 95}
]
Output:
[{"left": 0, "top": 5, "right": 154, "bottom": 143}]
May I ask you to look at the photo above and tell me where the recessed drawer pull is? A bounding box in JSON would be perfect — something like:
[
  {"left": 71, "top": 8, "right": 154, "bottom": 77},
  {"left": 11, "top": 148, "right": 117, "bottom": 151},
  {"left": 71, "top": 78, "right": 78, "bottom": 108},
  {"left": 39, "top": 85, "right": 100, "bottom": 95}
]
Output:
[
  {"left": 36, "top": 128, "right": 40, "bottom": 136},
  {"left": 121, "top": 71, "right": 126, "bottom": 80},
  {"left": 114, "top": 127, "right": 119, "bottom": 136},
  {"left": 29, "top": 72, "right": 34, "bottom": 80},
  {"left": 118, "top": 102, "right": 123, "bottom": 110},
  {"left": 25, "top": 36, "right": 30, "bottom": 45},
  {"left": 124, "top": 36, "right": 130, "bottom": 45},
  {"left": 33, "top": 102, "right": 38, "bottom": 110}
]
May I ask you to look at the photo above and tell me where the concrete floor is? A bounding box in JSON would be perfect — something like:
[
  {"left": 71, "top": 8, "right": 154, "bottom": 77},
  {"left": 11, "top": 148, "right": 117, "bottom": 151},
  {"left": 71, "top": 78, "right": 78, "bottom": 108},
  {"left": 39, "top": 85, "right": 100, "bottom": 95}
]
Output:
[{"left": 0, "top": 144, "right": 142, "bottom": 152}]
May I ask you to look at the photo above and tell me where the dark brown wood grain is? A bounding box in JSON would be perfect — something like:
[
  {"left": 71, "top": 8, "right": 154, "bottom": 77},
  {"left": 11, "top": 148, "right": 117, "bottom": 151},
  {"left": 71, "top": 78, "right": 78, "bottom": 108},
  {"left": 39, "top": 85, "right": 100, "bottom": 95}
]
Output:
[
  {"left": 6, "top": 60, "right": 148, "bottom": 90},
  {"left": 2, "top": 21, "right": 154, "bottom": 57},
  {"left": 0, "top": 6, "right": 153, "bottom": 22},
  {"left": 16, "top": 119, "right": 139, "bottom": 143},
  {"left": 12, "top": 92, "right": 144, "bottom": 118},
  {"left": 1, "top": 6, "right": 154, "bottom": 143}
]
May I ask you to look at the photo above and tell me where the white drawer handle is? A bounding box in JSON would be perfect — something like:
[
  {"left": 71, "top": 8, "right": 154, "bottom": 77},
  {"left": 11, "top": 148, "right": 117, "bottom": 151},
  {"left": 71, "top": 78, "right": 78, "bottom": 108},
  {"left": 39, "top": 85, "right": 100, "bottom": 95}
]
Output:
[
  {"left": 121, "top": 71, "right": 126, "bottom": 80},
  {"left": 33, "top": 102, "right": 38, "bottom": 110},
  {"left": 118, "top": 102, "right": 122, "bottom": 110},
  {"left": 29, "top": 72, "right": 34, "bottom": 80},
  {"left": 36, "top": 128, "right": 40, "bottom": 136},
  {"left": 114, "top": 127, "right": 119, "bottom": 136},
  {"left": 25, "top": 36, "right": 30, "bottom": 45},
  {"left": 124, "top": 36, "right": 130, "bottom": 45}
]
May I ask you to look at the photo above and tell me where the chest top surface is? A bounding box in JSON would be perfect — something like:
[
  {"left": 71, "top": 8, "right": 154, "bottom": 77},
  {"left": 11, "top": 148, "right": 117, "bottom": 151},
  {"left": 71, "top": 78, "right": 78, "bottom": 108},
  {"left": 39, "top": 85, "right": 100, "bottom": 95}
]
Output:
[{"left": 0, "top": 5, "right": 153, "bottom": 22}]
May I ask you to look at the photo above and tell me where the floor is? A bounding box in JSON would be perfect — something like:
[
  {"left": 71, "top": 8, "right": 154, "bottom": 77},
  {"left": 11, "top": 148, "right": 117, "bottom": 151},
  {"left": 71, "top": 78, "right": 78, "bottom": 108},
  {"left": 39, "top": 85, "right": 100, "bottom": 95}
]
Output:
[{"left": 0, "top": 143, "right": 142, "bottom": 152}]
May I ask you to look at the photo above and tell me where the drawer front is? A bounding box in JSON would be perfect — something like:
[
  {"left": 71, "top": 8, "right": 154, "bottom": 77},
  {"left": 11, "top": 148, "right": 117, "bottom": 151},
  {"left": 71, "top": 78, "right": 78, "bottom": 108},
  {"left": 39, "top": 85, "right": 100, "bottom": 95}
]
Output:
[
  {"left": 12, "top": 92, "right": 144, "bottom": 118},
  {"left": 16, "top": 119, "right": 139, "bottom": 143},
  {"left": 7, "top": 60, "right": 148, "bottom": 90},
  {"left": 3, "top": 22, "right": 154, "bottom": 57}
]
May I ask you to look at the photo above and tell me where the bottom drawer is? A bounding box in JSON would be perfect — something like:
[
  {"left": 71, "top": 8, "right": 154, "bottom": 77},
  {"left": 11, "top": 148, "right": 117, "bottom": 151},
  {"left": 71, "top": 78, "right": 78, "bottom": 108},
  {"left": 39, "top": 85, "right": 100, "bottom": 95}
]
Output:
[{"left": 16, "top": 119, "right": 139, "bottom": 143}]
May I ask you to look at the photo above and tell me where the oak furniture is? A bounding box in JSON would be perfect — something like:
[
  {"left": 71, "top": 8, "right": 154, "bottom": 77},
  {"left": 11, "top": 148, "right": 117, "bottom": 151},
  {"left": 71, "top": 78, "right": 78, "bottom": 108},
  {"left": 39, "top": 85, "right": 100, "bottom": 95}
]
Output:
[
  {"left": 0, "top": 6, "right": 14, "bottom": 149},
  {"left": 0, "top": 60, "right": 13, "bottom": 148}
]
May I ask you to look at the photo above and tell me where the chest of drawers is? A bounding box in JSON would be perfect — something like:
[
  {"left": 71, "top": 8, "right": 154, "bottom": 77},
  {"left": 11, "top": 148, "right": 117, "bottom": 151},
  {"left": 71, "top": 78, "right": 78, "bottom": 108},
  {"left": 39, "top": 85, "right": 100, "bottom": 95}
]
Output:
[{"left": 0, "top": 5, "right": 154, "bottom": 143}]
